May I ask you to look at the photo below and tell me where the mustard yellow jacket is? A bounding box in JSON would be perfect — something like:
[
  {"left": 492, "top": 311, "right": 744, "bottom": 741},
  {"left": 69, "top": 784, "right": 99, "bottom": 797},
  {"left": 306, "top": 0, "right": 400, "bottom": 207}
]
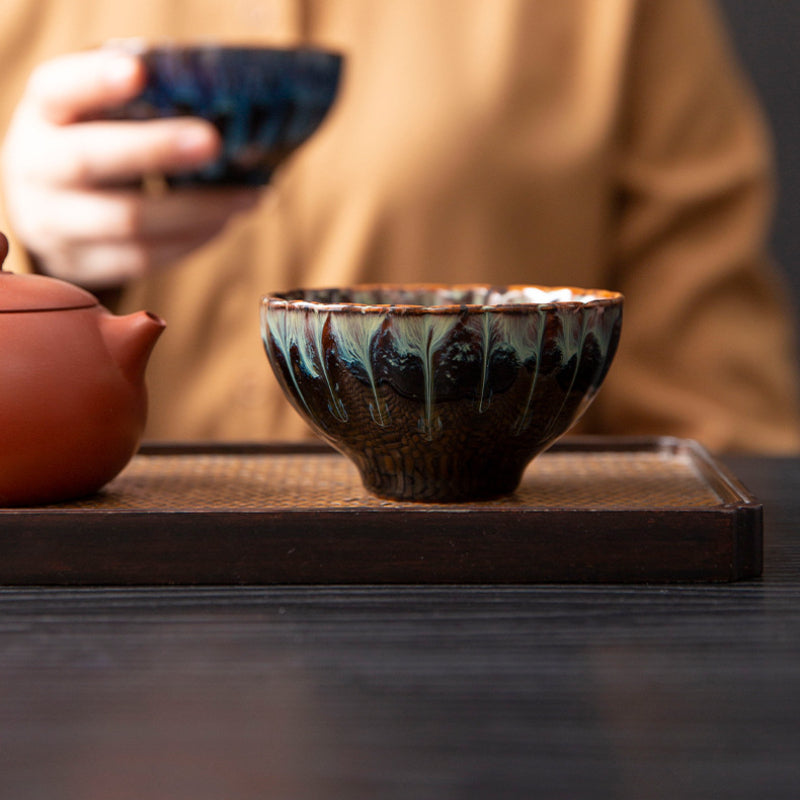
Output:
[{"left": 2, "top": 0, "right": 799, "bottom": 451}]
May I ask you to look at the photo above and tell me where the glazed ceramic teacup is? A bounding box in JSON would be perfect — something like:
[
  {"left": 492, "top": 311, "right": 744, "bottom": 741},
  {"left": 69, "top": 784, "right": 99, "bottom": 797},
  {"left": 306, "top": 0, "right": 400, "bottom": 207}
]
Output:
[
  {"left": 101, "top": 40, "right": 343, "bottom": 185},
  {"left": 261, "top": 284, "right": 623, "bottom": 502}
]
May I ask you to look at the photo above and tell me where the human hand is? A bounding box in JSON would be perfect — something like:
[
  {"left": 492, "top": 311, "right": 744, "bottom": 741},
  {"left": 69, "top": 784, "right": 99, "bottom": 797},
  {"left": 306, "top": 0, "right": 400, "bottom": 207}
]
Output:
[{"left": 1, "top": 49, "right": 260, "bottom": 289}]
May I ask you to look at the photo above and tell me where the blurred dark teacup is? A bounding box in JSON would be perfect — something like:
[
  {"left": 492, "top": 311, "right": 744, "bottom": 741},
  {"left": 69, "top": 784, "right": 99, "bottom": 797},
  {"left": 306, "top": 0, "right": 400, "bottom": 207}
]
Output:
[{"left": 102, "top": 40, "right": 343, "bottom": 186}]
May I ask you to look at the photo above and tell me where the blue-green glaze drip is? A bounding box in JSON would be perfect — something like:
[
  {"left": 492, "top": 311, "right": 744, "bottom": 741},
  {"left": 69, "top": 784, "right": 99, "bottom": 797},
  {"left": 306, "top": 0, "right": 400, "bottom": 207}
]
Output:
[
  {"left": 540, "top": 308, "right": 590, "bottom": 440},
  {"left": 391, "top": 315, "right": 457, "bottom": 440},
  {"left": 573, "top": 304, "right": 620, "bottom": 414},
  {"left": 509, "top": 310, "right": 548, "bottom": 434},
  {"left": 476, "top": 314, "right": 494, "bottom": 413},
  {"left": 309, "top": 309, "right": 348, "bottom": 422},
  {"left": 466, "top": 310, "right": 548, "bottom": 430},
  {"left": 329, "top": 312, "right": 389, "bottom": 426},
  {"left": 266, "top": 305, "right": 347, "bottom": 423},
  {"left": 264, "top": 304, "right": 316, "bottom": 420}
]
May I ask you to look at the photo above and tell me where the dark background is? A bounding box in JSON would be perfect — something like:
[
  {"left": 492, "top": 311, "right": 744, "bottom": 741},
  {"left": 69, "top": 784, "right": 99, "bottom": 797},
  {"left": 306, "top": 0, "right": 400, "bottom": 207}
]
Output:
[{"left": 720, "top": 0, "right": 800, "bottom": 325}]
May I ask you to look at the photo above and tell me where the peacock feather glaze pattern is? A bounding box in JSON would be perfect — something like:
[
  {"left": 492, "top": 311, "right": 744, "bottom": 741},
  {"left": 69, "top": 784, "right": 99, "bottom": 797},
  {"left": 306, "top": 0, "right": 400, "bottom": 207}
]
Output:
[{"left": 262, "top": 285, "right": 623, "bottom": 501}]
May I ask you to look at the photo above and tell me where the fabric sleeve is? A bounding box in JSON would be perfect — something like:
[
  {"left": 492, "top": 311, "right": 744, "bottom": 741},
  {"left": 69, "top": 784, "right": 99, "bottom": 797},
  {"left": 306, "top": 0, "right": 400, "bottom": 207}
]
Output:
[{"left": 590, "top": 0, "right": 800, "bottom": 453}]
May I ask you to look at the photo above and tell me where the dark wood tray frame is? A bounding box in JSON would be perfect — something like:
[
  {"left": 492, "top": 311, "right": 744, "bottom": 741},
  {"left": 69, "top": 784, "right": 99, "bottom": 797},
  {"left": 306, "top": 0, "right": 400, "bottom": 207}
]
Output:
[{"left": 0, "top": 437, "right": 762, "bottom": 585}]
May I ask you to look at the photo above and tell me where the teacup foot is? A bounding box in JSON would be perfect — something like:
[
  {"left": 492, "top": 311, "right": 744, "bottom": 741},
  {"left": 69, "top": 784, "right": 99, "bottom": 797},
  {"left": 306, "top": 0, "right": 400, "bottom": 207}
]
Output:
[{"left": 358, "top": 461, "right": 526, "bottom": 503}]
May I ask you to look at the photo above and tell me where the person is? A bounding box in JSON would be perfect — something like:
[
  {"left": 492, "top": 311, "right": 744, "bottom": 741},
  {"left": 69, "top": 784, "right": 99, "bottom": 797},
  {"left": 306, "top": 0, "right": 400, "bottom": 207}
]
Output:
[{"left": 1, "top": 0, "right": 798, "bottom": 452}]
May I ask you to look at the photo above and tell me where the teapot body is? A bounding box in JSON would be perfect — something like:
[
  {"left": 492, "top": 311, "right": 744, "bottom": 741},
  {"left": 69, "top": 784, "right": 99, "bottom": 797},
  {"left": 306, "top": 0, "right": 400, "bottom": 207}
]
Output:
[{"left": 0, "top": 305, "right": 157, "bottom": 505}]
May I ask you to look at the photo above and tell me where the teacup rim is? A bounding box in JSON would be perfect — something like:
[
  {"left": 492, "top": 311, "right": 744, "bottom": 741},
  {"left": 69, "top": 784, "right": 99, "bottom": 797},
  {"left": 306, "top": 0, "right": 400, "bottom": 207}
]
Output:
[
  {"left": 261, "top": 283, "right": 624, "bottom": 314},
  {"left": 103, "top": 38, "right": 344, "bottom": 59}
]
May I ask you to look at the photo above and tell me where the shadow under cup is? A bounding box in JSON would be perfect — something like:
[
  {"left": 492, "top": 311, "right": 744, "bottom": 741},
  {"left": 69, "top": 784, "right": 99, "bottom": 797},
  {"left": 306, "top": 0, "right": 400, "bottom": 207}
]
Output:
[
  {"left": 261, "top": 285, "right": 624, "bottom": 502},
  {"left": 102, "top": 43, "right": 343, "bottom": 186}
]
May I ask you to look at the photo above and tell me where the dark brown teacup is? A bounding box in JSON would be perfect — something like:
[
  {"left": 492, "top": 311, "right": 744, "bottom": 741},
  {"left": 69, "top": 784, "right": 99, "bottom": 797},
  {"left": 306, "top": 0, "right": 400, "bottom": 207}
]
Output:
[{"left": 261, "top": 284, "right": 623, "bottom": 502}]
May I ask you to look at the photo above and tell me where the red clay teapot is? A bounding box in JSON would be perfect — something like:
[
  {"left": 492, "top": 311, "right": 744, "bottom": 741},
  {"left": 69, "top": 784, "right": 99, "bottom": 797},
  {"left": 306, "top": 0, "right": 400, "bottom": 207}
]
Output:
[{"left": 0, "top": 233, "right": 165, "bottom": 505}]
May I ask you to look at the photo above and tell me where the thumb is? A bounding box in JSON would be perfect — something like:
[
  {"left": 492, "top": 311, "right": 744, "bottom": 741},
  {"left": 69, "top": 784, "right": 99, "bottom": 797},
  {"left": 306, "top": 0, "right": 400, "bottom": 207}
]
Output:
[{"left": 24, "top": 50, "right": 145, "bottom": 126}]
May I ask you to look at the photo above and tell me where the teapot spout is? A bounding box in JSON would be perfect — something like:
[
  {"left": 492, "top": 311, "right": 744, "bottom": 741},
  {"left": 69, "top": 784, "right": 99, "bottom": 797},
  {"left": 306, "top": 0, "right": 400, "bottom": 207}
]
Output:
[{"left": 100, "top": 310, "right": 166, "bottom": 384}]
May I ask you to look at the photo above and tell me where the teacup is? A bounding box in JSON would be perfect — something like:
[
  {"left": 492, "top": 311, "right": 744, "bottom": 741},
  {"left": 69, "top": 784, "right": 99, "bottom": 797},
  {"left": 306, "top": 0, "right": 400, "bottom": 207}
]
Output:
[
  {"left": 261, "top": 284, "right": 623, "bottom": 502},
  {"left": 102, "top": 40, "right": 343, "bottom": 185}
]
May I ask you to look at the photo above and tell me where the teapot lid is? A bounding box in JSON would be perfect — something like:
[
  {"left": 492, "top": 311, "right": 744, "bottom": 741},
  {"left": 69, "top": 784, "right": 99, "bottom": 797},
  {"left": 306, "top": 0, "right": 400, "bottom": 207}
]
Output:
[
  {"left": 0, "top": 270, "right": 98, "bottom": 312},
  {"left": 0, "top": 233, "right": 97, "bottom": 312}
]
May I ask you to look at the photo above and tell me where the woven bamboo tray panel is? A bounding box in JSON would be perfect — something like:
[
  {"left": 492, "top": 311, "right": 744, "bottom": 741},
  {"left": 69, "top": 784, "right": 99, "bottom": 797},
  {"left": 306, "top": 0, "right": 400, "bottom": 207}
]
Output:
[
  {"left": 61, "top": 448, "right": 723, "bottom": 512},
  {"left": 0, "top": 437, "right": 761, "bottom": 585}
]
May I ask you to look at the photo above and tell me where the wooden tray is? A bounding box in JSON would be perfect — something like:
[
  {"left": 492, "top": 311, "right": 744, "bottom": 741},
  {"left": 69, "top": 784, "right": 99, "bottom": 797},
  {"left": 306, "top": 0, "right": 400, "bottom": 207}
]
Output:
[{"left": 0, "top": 437, "right": 761, "bottom": 585}]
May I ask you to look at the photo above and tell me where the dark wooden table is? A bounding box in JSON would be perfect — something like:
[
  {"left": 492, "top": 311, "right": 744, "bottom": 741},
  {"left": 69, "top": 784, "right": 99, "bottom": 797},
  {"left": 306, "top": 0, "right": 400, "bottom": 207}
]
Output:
[{"left": 1, "top": 455, "right": 798, "bottom": 799}]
